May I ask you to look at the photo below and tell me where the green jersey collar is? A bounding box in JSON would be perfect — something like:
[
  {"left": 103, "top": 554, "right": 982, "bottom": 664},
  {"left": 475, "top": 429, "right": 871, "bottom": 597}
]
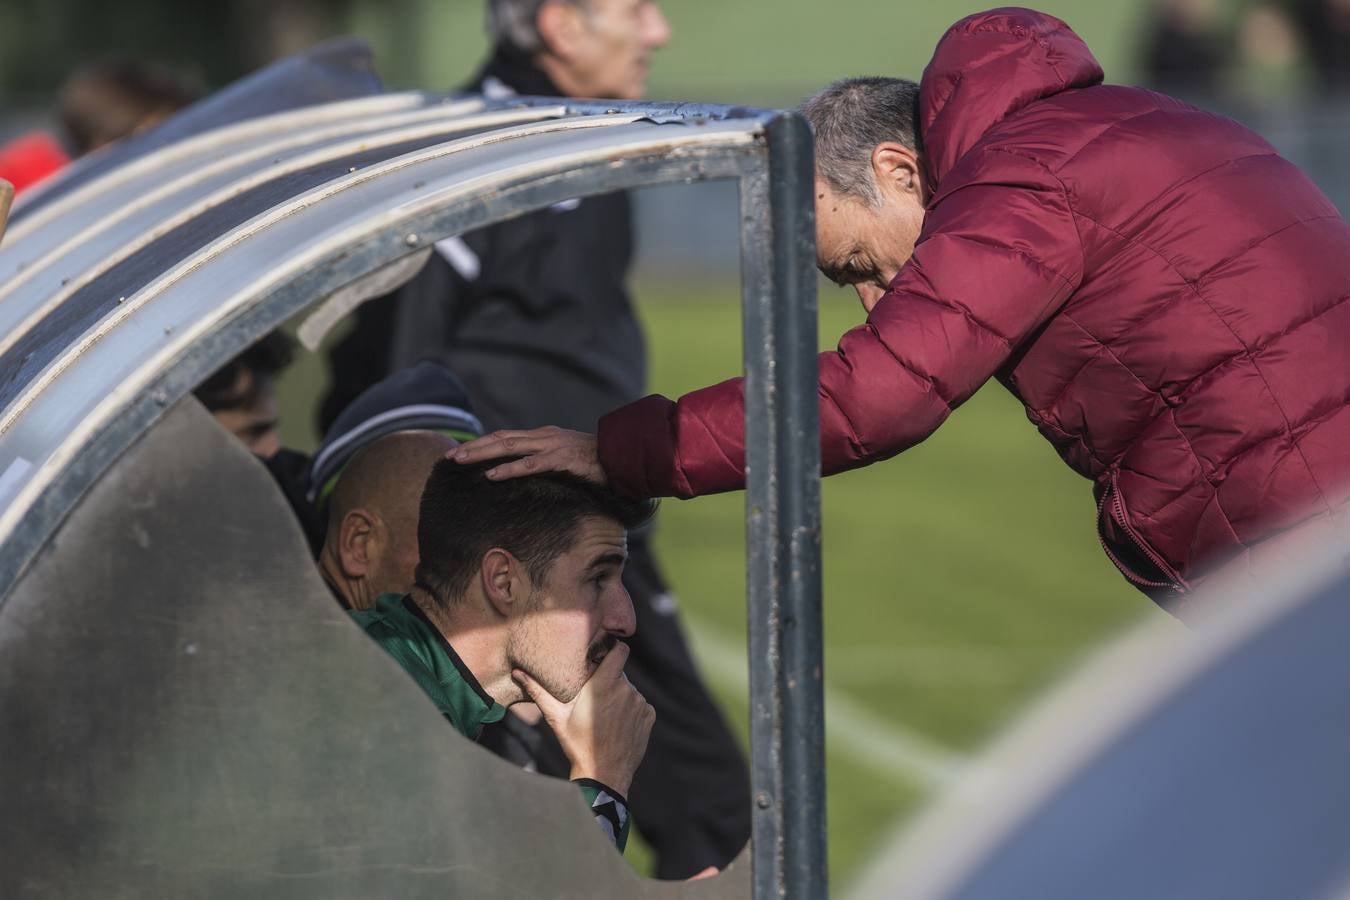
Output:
[{"left": 379, "top": 592, "right": 507, "bottom": 735}]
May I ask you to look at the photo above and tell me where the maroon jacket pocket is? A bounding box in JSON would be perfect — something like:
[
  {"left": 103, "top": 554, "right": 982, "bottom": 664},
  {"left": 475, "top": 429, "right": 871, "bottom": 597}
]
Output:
[{"left": 1096, "top": 472, "right": 1190, "bottom": 600}]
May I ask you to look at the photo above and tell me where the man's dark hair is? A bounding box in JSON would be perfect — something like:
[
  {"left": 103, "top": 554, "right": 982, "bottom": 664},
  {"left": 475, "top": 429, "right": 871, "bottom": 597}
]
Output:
[
  {"left": 59, "top": 60, "right": 201, "bottom": 157},
  {"left": 193, "top": 331, "right": 296, "bottom": 413},
  {"left": 416, "top": 458, "right": 656, "bottom": 605},
  {"left": 800, "top": 76, "right": 923, "bottom": 205}
]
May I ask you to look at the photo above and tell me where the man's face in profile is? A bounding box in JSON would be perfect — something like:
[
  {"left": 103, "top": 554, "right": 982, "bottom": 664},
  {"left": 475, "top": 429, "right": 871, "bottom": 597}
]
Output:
[
  {"left": 505, "top": 515, "right": 636, "bottom": 702},
  {"left": 556, "top": 0, "right": 671, "bottom": 100}
]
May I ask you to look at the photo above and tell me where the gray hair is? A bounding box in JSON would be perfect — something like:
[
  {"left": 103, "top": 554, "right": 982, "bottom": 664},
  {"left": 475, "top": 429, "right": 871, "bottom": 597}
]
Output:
[
  {"left": 487, "top": 0, "right": 585, "bottom": 54},
  {"left": 800, "top": 77, "right": 922, "bottom": 204}
]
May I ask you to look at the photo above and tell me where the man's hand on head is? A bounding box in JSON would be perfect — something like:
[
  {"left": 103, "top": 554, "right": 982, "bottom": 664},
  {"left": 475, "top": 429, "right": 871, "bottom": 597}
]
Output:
[
  {"left": 512, "top": 641, "right": 653, "bottom": 798},
  {"left": 450, "top": 426, "right": 605, "bottom": 485}
]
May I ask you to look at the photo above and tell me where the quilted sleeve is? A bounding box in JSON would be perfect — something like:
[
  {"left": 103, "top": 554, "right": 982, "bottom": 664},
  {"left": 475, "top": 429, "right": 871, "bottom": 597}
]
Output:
[{"left": 599, "top": 150, "right": 1083, "bottom": 500}]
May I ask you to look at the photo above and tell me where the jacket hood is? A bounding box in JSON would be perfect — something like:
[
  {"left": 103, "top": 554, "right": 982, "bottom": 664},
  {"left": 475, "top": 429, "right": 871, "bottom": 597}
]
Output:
[{"left": 920, "top": 8, "right": 1104, "bottom": 185}]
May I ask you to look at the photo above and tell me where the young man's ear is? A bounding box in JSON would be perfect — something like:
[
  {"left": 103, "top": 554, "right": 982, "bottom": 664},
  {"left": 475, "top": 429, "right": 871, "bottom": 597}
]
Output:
[
  {"left": 871, "top": 142, "right": 926, "bottom": 202},
  {"left": 535, "top": 0, "right": 586, "bottom": 62},
  {"left": 336, "top": 508, "right": 381, "bottom": 578},
  {"left": 480, "top": 548, "right": 523, "bottom": 617}
]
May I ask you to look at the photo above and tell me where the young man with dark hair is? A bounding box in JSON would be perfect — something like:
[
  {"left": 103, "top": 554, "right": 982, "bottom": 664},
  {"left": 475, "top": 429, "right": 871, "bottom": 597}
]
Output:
[{"left": 352, "top": 459, "right": 656, "bottom": 851}]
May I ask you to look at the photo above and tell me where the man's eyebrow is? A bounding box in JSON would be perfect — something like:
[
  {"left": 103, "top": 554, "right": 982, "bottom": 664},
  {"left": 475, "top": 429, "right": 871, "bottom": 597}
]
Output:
[
  {"left": 585, "top": 551, "right": 628, "bottom": 574},
  {"left": 820, "top": 247, "right": 863, "bottom": 286}
]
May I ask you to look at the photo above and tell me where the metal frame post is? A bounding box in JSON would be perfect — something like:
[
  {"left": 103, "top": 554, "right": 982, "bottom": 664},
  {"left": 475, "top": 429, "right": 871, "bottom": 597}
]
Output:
[{"left": 740, "top": 112, "right": 826, "bottom": 898}]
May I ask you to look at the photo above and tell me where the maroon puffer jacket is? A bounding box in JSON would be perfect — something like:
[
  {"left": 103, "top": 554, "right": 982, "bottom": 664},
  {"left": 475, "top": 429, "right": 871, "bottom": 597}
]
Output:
[{"left": 599, "top": 8, "right": 1350, "bottom": 602}]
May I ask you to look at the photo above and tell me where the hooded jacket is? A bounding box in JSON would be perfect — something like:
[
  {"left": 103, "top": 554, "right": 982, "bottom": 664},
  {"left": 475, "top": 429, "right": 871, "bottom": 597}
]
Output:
[{"left": 597, "top": 8, "right": 1350, "bottom": 604}]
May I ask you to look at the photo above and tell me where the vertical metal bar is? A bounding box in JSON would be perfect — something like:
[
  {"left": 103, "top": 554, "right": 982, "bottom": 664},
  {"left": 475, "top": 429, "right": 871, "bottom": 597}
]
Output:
[{"left": 739, "top": 112, "right": 826, "bottom": 899}]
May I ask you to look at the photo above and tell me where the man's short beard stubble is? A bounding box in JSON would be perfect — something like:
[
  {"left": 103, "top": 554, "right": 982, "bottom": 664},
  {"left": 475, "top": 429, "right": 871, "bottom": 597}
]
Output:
[{"left": 505, "top": 588, "right": 618, "bottom": 704}]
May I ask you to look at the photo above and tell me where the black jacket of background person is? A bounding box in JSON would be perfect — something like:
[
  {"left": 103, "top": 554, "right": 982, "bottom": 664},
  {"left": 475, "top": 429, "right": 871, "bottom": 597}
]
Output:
[{"left": 318, "top": 45, "right": 644, "bottom": 435}]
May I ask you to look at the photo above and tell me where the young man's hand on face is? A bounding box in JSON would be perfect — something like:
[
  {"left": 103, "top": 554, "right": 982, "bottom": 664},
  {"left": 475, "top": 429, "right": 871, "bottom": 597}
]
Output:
[{"left": 512, "top": 641, "right": 654, "bottom": 797}]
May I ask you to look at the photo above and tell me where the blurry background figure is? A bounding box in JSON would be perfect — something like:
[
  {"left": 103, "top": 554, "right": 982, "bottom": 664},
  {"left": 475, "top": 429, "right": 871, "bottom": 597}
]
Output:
[
  {"left": 194, "top": 330, "right": 296, "bottom": 460},
  {"left": 1139, "top": 0, "right": 1226, "bottom": 99},
  {"left": 1232, "top": 4, "right": 1308, "bottom": 108},
  {"left": 1291, "top": 0, "right": 1350, "bottom": 94},
  {"left": 58, "top": 59, "right": 201, "bottom": 156},
  {"left": 0, "top": 58, "right": 197, "bottom": 195}
]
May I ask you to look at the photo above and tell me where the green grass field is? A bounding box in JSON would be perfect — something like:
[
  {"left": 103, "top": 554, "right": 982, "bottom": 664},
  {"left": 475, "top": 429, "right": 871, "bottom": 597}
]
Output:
[{"left": 278, "top": 278, "right": 1168, "bottom": 890}]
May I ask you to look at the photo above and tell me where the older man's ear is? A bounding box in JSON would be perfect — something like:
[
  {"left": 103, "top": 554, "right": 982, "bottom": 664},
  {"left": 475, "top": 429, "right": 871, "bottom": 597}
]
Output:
[
  {"left": 0, "top": 179, "right": 13, "bottom": 248},
  {"left": 336, "top": 508, "right": 381, "bottom": 579}
]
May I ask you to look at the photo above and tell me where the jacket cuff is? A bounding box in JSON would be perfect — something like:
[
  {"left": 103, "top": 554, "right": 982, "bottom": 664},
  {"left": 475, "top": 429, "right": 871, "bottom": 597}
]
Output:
[
  {"left": 571, "top": 778, "right": 632, "bottom": 852},
  {"left": 598, "top": 394, "right": 680, "bottom": 499}
]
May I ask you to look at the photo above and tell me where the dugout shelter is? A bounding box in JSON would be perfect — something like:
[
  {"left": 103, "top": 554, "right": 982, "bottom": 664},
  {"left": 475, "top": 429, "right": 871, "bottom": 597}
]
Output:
[{"left": 0, "top": 40, "right": 825, "bottom": 900}]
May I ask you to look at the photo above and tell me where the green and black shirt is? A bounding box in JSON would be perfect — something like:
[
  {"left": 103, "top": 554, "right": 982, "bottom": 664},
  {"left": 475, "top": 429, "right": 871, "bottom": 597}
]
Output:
[{"left": 351, "top": 593, "right": 631, "bottom": 851}]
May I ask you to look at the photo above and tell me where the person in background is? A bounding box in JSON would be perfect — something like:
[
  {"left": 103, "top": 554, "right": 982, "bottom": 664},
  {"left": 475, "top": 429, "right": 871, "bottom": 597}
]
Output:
[
  {"left": 319, "top": 430, "right": 457, "bottom": 613},
  {"left": 321, "top": 0, "right": 751, "bottom": 879},
  {"left": 298, "top": 360, "right": 483, "bottom": 548},
  {"left": 1291, "top": 0, "right": 1350, "bottom": 95},
  {"left": 194, "top": 330, "right": 295, "bottom": 461},
  {"left": 58, "top": 60, "right": 201, "bottom": 157},
  {"left": 1138, "top": 0, "right": 1227, "bottom": 100},
  {"left": 0, "top": 60, "right": 198, "bottom": 196}
]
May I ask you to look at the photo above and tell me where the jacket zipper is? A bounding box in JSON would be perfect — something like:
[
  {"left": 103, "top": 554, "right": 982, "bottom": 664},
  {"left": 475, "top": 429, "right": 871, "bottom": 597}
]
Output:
[{"left": 1096, "top": 474, "right": 1189, "bottom": 593}]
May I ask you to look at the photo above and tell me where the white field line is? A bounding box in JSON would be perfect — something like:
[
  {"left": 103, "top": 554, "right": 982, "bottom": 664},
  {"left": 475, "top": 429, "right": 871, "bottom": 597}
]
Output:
[{"left": 680, "top": 613, "right": 968, "bottom": 791}]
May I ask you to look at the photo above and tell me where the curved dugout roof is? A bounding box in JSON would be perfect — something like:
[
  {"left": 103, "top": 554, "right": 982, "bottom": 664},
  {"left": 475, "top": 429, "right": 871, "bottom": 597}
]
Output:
[
  {"left": 0, "top": 87, "right": 784, "bottom": 592},
  {"left": 0, "top": 51, "right": 827, "bottom": 898}
]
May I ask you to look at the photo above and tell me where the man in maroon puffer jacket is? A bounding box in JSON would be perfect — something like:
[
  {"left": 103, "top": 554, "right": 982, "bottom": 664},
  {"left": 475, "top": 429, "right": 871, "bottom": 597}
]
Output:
[{"left": 455, "top": 7, "right": 1350, "bottom": 612}]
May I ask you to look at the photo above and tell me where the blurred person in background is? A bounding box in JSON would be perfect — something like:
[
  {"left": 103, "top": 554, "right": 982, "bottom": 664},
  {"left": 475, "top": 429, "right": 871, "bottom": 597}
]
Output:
[
  {"left": 57, "top": 59, "right": 201, "bottom": 157},
  {"left": 0, "top": 59, "right": 198, "bottom": 195},
  {"left": 321, "top": 0, "right": 751, "bottom": 879},
  {"left": 455, "top": 8, "right": 1350, "bottom": 618},
  {"left": 1291, "top": 0, "right": 1350, "bottom": 94},
  {"left": 1139, "top": 0, "right": 1227, "bottom": 100},
  {"left": 195, "top": 330, "right": 296, "bottom": 461},
  {"left": 1231, "top": 3, "right": 1309, "bottom": 108}
]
